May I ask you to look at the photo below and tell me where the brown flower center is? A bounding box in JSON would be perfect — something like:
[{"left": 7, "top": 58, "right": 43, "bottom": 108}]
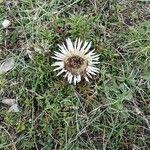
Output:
[
  {"left": 66, "top": 56, "right": 84, "bottom": 69},
  {"left": 65, "top": 55, "right": 87, "bottom": 75}
]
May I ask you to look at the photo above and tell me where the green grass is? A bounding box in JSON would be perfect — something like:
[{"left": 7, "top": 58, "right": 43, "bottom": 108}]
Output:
[{"left": 0, "top": 0, "right": 150, "bottom": 150}]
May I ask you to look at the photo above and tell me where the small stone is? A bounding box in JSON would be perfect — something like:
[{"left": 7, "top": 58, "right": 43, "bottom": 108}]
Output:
[
  {"left": 2, "top": 99, "right": 16, "bottom": 106},
  {"left": 8, "top": 104, "right": 20, "bottom": 112},
  {"left": 0, "top": 57, "right": 15, "bottom": 74},
  {"left": 2, "top": 19, "right": 11, "bottom": 28}
]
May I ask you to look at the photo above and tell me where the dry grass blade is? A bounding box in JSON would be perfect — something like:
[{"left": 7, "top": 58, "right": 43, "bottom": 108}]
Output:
[{"left": 0, "top": 125, "right": 16, "bottom": 150}]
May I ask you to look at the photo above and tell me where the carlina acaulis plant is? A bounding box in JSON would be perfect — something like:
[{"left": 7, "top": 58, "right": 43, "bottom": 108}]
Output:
[{"left": 52, "top": 38, "right": 100, "bottom": 85}]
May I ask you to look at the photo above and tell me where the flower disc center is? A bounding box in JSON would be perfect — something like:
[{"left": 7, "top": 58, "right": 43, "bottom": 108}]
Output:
[
  {"left": 65, "top": 55, "right": 87, "bottom": 75},
  {"left": 67, "top": 56, "right": 84, "bottom": 69}
]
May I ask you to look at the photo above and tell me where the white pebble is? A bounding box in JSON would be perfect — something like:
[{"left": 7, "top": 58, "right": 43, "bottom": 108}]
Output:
[
  {"left": 2, "top": 99, "right": 16, "bottom": 106},
  {"left": 2, "top": 19, "right": 11, "bottom": 28},
  {"left": 8, "top": 104, "right": 20, "bottom": 112}
]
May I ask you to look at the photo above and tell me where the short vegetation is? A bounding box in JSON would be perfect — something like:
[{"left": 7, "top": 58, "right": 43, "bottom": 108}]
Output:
[{"left": 0, "top": 0, "right": 150, "bottom": 149}]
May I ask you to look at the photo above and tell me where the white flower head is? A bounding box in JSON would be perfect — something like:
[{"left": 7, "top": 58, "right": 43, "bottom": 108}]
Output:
[{"left": 52, "top": 38, "right": 100, "bottom": 85}]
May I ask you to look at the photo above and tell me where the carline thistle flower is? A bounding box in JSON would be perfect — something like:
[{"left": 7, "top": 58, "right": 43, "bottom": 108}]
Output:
[{"left": 51, "top": 38, "right": 100, "bottom": 85}]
